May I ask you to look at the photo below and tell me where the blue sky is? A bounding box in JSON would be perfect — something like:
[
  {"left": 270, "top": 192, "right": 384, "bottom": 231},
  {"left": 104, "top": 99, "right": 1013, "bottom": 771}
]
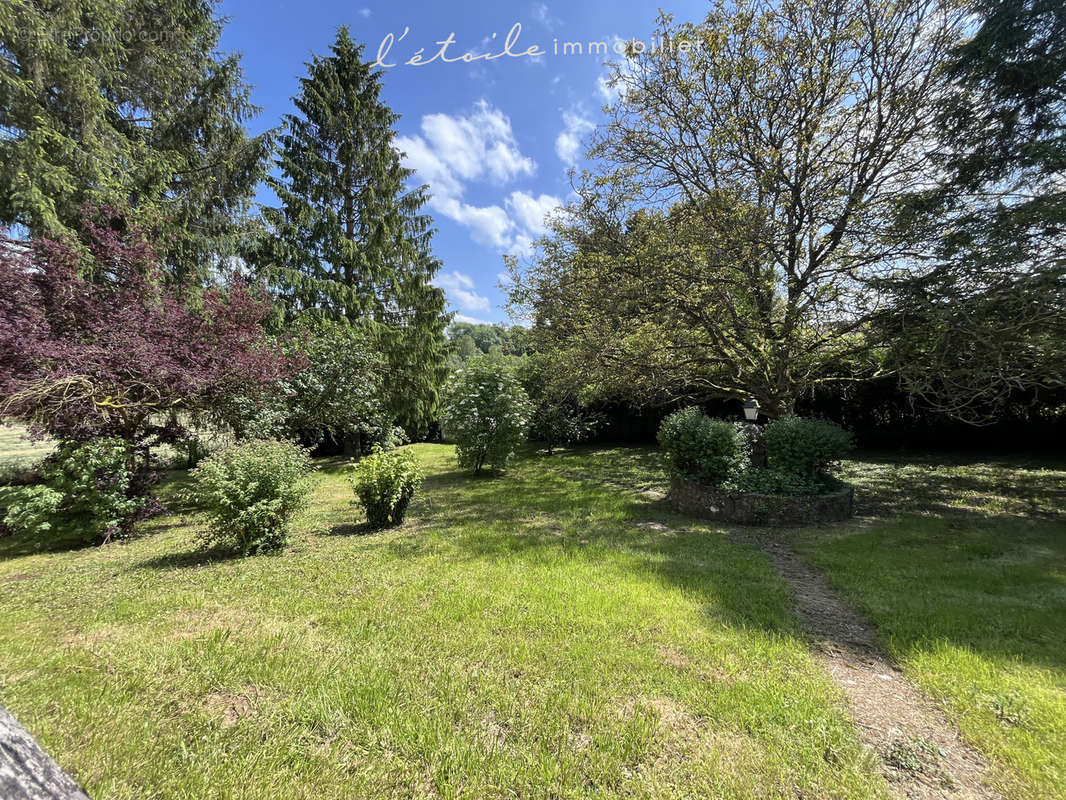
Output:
[{"left": 218, "top": 0, "right": 709, "bottom": 323}]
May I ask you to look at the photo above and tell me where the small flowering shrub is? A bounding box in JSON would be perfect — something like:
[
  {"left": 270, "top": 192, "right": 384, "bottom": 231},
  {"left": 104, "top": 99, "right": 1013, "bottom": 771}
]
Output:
[
  {"left": 440, "top": 356, "right": 532, "bottom": 474},
  {"left": 657, "top": 407, "right": 749, "bottom": 485},
  {"left": 1, "top": 437, "right": 157, "bottom": 543},
  {"left": 348, "top": 446, "right": 423, "bottom": 529},
  {"left": 186, "top": 440, "right": 313, "bottom": 555},
  {"left": 762, "top": 417, "right": 854, "bottom": 476}
]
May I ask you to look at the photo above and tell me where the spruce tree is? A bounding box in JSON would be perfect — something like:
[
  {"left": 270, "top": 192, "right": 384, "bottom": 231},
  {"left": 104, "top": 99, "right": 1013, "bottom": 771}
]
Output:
[
  {"left": 255, "top": 27, "right": 448, "bottom": 436},
  {"left": 0, "top": 0, "right": 271, "bottom": 282}
]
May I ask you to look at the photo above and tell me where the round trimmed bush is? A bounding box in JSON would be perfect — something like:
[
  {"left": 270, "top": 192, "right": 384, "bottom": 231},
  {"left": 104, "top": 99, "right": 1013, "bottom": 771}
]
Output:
[
  {"left": 186, "top": 439, "right": 313, "bottom": 555},
  {"left": 657, "top": 407, "right": 749, "bottom": 485},
  {"left": 348, "top": 446, "right": 423, "bottom": 529},
  {"left": 762, "top": 417, "right": 853, "bottom": 476}
]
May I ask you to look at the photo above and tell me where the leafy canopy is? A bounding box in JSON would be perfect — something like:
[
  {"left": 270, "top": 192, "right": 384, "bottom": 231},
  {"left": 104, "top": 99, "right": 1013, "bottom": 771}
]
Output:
[
  {"left": 0, "top": 0, "right": 272, "bottom": 280},
  {"left": 0, "top": 208, "right": 286, "bottom": 447}
]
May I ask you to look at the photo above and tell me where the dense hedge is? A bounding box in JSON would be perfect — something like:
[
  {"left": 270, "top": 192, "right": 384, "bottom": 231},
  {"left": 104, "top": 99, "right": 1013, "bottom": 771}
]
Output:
[
  {"left": 583, "top": 383, "right": 1066, "bottom": 453},
  {"left": 657, "top": 409, "right": 852, "bottom": 500}
]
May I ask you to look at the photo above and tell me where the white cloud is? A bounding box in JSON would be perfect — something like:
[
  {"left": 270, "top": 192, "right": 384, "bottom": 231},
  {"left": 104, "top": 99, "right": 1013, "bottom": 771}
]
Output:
[
  {"left": 358, "top": 7, "right": 371, "bottom": 18},
  {"left": 396, "top": 100, "right": 546, "bottom": 255},
  {"left": 453, "top": 313, "right": 493, "bottom": 325},
  {"left": 555, "top": 110, "right": 595, "bottom": 166},
  {"left": 434, "top": 198, "right": 515, "bottom": 249},
  {"left": 506, "top": 191, "right": 561, "bottom": 236},
  {"left": 414, "top": 100, "right": 534, "bottom": 186},
  {"left": 434, "top": 270, "right": 491, "bottom": 312},
  {"left": 531, "top": 3, "right": 559, "bottom": 31}
]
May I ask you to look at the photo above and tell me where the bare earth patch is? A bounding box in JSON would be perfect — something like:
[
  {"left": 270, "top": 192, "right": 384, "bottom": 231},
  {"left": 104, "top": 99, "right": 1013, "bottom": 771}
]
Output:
[
  {"left": 656, "top": 645, "right": 692, "bottom": 668},
  {"left": 740, "top": 530, "right": 1002, "bottom": 800},
  {"left": 203, "top": 685, "right": 264, "bottom": 728}
]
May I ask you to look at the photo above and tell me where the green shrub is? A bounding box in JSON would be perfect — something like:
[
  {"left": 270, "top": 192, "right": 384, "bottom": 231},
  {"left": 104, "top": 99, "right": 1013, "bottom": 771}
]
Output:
[
  {"left": 724, "top": 468, "right": 839, "bottom": 496},
  {"left": 0, "top": 462, "right": 43, "bottom": 487},
  {"left": 1, "top": 437, "right": 152, "bottom": 543},
  {"left": 762, "top": 417, "right": 853, "bottom": 476},
  {"left": 2, "top": 485, "right": 63, "bottom": 536},
  {"left": 440, "top": 355, "right": 532, "bottom": 474},
  {"left": 348, "top": 446, "right": 423, "bottom": 529},
  {"left": 657, "top": 407, "right": 749, "bottom": 485},
  {"left": 186, "top": 440, "right": 313, "bottom": 554}
]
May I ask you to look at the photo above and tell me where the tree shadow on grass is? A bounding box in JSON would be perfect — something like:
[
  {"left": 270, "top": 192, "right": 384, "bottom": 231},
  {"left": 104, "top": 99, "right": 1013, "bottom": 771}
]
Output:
[
  {"left": 844, "top": 452, "right": 1066, "bottom": 521},
  {"left": 0, "top": 528, "right": 99, "bottom": 561},
  {"left": 136, "top": 543, "right": 244, "bottom": 571},
  {"left": 427, "top": 445, "right": 1066, "bottom": 674}
]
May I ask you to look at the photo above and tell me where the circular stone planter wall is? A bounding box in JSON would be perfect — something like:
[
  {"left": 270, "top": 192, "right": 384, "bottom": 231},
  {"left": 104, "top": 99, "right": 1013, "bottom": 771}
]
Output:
[{"left": 668, "top": 476, "right": 854, "bottom": 526}]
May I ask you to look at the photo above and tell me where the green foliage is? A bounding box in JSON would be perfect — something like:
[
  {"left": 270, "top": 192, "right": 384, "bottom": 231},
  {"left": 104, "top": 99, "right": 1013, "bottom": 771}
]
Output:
[
  {"left": 529, "top": 403, "right": 601, "bottom": 456},
  {"left": 657, "top": 407, "right": 749, "bottom": 485},
  {"left": 2, "top": 438, "right": 148, "bottom": 543},
  {"left": 0, "top": 0, "right": 271, "bottom": 279},
  {"left": 724, "top": 468, "right": 837, "bottom": 497},
  {"left": 763, "top": 417, "right": 853, "bottom": 477},
  {"left": 2, "top": 485, "right": 63, "bottom": 537},
  {"left": 347, "top": 446, "right": 423, "bottom": 529},
  {"left": 883, "top": 0, "right": 1066, "bottom": 421},
  {"left": 517, "top": 352, "right": 600, "bottom": 455},
  {"left": 509, "top": 0, "right": 964, "bottom": 414},
  {"left": 440, "top": 356, "right": 532, "bottom": 474},
  {"left": 251, "top": 26, "right": 447, "bottom": 432},
  {"left": 446, "top": 322, "right": 529, "bottom": 364},
  {"left": 186, "top": 440, "right": 313, "bottom": 554},
  {"left": 218, "top": 318, "right": 388, "bottom": 449},
  {"left": 658, "top": 410, "right": 852, "bottom": 494}
]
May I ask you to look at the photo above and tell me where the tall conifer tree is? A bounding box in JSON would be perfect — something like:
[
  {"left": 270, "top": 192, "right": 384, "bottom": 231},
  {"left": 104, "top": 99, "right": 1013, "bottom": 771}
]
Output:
[
  {"left": 0, "top": 0, "right": 271, "bottom": 282},
  {"left": 255, "top": 27, "right": 448, "bottom": 435}
]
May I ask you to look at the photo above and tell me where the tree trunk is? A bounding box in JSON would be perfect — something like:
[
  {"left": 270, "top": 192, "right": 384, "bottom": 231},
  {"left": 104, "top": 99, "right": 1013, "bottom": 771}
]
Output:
[
  {"left": 0, "top": 704, "right": 92, "bottom": 799},
  {"left": 343, "top": 430, "right": 363, "bottom": 459}
]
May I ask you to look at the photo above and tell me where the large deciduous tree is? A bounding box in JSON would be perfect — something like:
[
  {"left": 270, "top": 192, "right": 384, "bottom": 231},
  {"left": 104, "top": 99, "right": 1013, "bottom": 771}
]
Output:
[
  {"left": 0, "top": 209, "right": 286, "bottom": 450},
  {"left": 252, "top": 27, "right": 448, "bottom": 435},
  {"left": 0, "top": 0, "right": 271, "bottom": 281},
  {"left": 510, "top": 0, "right": 964, "bottom": 416},
  {"left": 882, "top": 0, "right": 1066, "bottom": 421},
  {"left": 217, "top": 318, "right": 390, "bottom": 454}
]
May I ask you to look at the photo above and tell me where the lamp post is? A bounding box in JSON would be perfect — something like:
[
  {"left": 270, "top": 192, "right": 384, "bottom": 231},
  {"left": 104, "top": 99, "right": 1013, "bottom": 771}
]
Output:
[{"left": 741, "top": 398, "right": 766, "bottom": 468}]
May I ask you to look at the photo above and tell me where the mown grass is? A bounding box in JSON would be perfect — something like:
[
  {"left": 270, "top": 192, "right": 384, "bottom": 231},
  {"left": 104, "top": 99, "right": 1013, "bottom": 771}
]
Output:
[
  {"left": 794, "top": 454, "right": 1066, "bottom": 800},
  {"left": 0, "top": 444, "right": 890, "bottom": 800},
  {"left": 0, "top": 422, "right": 54, "bottom": 467}
]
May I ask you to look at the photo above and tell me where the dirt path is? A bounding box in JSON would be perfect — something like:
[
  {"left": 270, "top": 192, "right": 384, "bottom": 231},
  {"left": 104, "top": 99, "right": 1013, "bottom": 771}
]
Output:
[{"left": 737, "top": 530, "right": 1003, "bottom": 800}]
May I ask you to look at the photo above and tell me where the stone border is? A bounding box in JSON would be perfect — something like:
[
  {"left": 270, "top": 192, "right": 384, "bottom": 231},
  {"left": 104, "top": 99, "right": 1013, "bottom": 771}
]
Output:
[{"left": 668, "top": 476, "right": 854, "bottom": 526}]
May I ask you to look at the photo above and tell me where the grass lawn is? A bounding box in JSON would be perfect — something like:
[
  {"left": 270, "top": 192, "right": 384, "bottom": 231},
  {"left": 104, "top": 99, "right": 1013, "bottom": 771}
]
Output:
[
  {"left": 794, "top": 455, "right": 1066, "bottom": 800},
  {"left": 0, "top": 445, "right": 1063, "bottom": 799},
  {"left": 0, "top": 422, "right": 54, "bottom": 467},
  {"left": 0, "top": 444, "right": 889, "bottom": 800}
]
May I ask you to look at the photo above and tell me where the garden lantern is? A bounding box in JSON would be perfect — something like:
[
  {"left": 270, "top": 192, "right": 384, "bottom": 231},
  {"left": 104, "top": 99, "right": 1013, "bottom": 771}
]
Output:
[{"left": 743, "top": 398, "right": 760, "bottom": 422}]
